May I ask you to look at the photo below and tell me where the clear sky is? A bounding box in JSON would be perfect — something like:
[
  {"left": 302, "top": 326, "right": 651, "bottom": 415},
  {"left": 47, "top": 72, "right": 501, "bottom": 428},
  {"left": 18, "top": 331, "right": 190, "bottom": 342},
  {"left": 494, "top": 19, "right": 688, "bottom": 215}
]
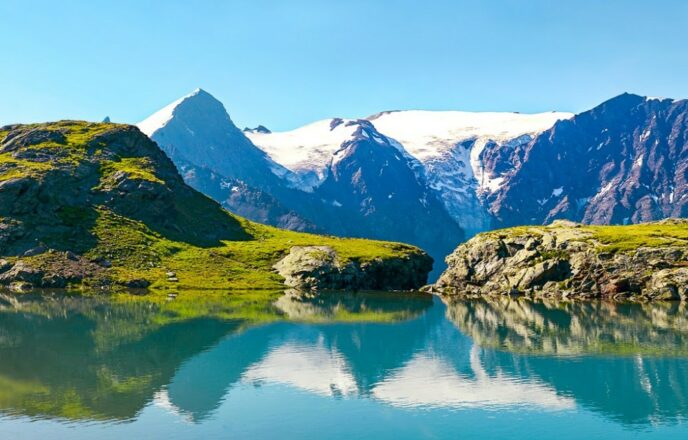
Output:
[{"left": 2, "top": 0, "right": 687, "bottom": 131}]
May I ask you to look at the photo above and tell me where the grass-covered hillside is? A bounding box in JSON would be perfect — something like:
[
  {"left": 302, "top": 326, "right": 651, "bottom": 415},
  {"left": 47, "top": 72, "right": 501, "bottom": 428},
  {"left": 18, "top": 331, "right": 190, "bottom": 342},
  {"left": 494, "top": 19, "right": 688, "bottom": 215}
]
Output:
[{"left": 0, "top": 121, "right": 431, "bottom": 292}]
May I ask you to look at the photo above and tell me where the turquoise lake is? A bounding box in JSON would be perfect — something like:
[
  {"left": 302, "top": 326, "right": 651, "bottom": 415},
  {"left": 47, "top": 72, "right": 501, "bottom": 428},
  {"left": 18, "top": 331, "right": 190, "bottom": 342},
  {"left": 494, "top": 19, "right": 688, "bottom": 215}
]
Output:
[{"left": 0, "top": 291, "right": 687, "bottom": 439}]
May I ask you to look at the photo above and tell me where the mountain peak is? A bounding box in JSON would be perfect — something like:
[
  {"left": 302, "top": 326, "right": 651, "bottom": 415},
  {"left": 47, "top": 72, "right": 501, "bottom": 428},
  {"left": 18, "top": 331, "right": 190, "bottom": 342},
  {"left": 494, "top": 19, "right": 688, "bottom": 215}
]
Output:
[
  {"left": 243, "top": 125, "right": 271, "bottom": 134},
  {"left": 137, "top": 88, "right": 224, "bottom": 137},
  {"left": 599, "top": 92, "right": 646, "bottom": 108}
]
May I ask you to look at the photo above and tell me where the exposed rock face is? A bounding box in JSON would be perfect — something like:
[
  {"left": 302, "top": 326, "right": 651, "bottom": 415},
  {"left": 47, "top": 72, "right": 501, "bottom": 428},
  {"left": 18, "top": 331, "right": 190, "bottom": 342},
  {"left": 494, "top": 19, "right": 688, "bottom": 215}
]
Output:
[
  {"left": 431, "top": 219, "right": 688, "bottom": 301},
  {"left": 486, "top": 94, "right": 688, "bottom": 227},
  {"left": 274, "top": 245, "right": 432, "bottom": 291},
  {"left": 314, "top": 121, "right": 464, "bottom": 275},
  {"left": 174, "top": 157, "right": 319, "bottom": 232},
  {"left": 0, "top": 252, "right": 105, "bottom": 289}
]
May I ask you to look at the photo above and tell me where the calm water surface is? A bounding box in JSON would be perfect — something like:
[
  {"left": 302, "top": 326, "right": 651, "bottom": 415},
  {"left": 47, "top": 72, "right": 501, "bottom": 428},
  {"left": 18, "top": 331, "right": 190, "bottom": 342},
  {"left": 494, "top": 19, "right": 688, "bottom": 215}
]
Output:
[{"left": 0, "top": 291, "right": 688, "bottom": 439}]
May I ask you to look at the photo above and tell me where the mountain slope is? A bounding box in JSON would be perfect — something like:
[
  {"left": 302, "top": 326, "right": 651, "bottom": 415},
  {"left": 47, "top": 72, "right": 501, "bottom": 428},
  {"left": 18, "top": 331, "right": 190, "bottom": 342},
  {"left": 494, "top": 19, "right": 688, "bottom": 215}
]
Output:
[
  {"left": 139, "top": 89, "right": 291, "bottom": 189},
  {"left": 249, "top": 109, "right": 571, "bottom": 236},
  {"left": 248, "top": 118, "right": 465, "bottom": 275},
  {"left": 0, "top": 121, "right": 432, "bottom": 291},
  {"left": 486, "top": 94, "right": 688, "bottom": 226},
  {"left": 143, "top": 93, "right": 465, "bottom": 275},
  {"left": 367, "top": 110, "right": 573, "bottom": 234}
]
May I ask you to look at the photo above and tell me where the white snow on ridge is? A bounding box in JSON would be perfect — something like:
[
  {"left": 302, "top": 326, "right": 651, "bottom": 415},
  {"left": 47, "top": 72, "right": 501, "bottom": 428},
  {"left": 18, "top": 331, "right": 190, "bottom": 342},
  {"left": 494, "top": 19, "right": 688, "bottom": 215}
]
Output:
[
  {"left": 246, "top": 118, "right": 359, "bottom": 173},
  {"left": 248, "top": 109, "right": 572, "bottom": 233},
  {"left": 138, "top": 88, "right": 203, "bottom": 137},
  {"left": 369, "top": 110, "right": 571, "bottom": 197},
  {"left": 367, "top": 110, "right": 573, "bottom": 161},
  {"left": 366, "top": 110, "right": 571, "bottom": 232}
]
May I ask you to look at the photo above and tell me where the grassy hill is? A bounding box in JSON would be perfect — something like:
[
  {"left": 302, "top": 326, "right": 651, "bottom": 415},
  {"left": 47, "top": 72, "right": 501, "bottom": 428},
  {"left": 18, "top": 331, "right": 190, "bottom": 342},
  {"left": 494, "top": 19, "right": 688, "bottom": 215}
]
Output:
[{"left": 0, "top": 121, "right": 431, "bottom": 292}]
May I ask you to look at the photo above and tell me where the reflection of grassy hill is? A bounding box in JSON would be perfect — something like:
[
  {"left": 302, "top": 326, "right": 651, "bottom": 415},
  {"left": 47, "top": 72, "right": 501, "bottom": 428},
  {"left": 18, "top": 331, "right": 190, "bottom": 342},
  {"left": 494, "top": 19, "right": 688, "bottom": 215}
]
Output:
[
  {"left": 0, "top": 121, "right": 428, "bottom": 291},
  {"left": 274, "top": 290, "right": 433, "bottom": 323},
  {"left": 445, "top": 296, "right": 688, "bottom": 356},
  {"left": 0, "top": 290, "right": 431, "bottom": 422},
  {"left": 0, "top": 296, "right": 240, "bottom": 421}
]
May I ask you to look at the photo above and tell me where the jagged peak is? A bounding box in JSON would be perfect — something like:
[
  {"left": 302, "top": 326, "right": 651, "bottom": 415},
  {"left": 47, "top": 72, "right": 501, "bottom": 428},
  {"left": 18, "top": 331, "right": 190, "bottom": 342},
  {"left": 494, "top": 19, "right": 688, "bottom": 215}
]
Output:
[
  {"left": 243, "top": 125, "right": 271, "bottom": 134},
  {"left": 137, "top": 88, "right": 225, "bottom": 137},
  {"left": 366, "top": 110, "right": 401, "bottom": 121},
  {"left": 598, "top": 92, "right": 651, "bottom": 108}
]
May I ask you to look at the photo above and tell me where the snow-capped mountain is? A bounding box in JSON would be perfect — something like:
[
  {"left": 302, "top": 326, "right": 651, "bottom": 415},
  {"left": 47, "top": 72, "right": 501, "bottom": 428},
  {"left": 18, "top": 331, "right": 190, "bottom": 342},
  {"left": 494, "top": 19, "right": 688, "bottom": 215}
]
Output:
[
  {"left": 138, "top": 91, "right": 465, "bottom": 276},
  {"left": 245, "top": 118, "right": 422, "bottom": 191},
  {"left": 248, "top": 109, "right": 571, "bottom": 235},
  {"left": 139, "top": 88, "right": 292, "bottom": 189},
  {"left": 486, "top": 93, "right": 688, "bottom": 226},
  {"left": 139, "top": 89, "right": 688, "bottom": 277},
  {"left": 366, "top": 110, "right": 573, "bottom": 234},
  {"left": 309, "top": 119, "right": 464, "bottom": 265}
]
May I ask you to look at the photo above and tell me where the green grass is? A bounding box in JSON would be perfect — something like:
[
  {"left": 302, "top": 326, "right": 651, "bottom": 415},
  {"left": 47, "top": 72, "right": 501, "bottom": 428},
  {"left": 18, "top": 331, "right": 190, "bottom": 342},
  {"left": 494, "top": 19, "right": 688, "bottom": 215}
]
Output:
[
  {"left": 482, "top": 225, "right": 545, "bottom": 240},
  {"left": 99, "top": 157, "right": 164, "bottom": 185},
  {"left": 0, "top": 121, "right": 424, "bottom": 291},
  {"left": 586, "top": 223, "right": 688, "bottom": 253},
  {"left": 84, "top": 207, "right": 417, "bottom": 291},
  {"left": 0, "top": 153, "right": 54, "bottom": 181},
  {"left": 477, "top": 221, "right": 688, "bottom": 255}
]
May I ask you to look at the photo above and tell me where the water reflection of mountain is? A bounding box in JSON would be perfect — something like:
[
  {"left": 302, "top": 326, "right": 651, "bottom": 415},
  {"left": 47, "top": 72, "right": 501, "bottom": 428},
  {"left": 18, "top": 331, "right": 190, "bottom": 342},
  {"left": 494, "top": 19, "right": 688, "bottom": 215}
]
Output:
[
  {"left": 173, "top": 293, "right": 573, "bottom": 416},
  {"left": 0, "top": 294, "right": 240, "bottom": 422},
  {"left": 0, "top": 291, "right": 434, "bottom": 423},
  {"left": 165, "top": 291, "right": 435, "bottom": 421},
  {"left": 444, "top": 297, "right": 688, "bottom": 425},
  {"left": 1, "top": 292, "right": 688, "bottom": 428}
]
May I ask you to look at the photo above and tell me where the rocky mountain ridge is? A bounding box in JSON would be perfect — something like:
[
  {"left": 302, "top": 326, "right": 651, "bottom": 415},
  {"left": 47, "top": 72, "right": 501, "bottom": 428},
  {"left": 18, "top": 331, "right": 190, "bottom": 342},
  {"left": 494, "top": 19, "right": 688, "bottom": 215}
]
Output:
[{"left": 486, "top": 94, "right": 688, "bottom": 227}]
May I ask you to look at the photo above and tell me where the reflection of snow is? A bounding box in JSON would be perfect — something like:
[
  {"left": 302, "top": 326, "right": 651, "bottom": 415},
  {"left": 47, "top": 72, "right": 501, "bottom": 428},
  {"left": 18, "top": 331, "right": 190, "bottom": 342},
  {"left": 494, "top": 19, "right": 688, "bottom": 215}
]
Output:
[
  {"left": 372, "top": 346, "right": 576, "bottom": 410},
  {"left": 153, "top": 388, "right": 195, "bottom": 423},
  {"left": 242, "top": 341, "right": 357, "bottom": 397}
]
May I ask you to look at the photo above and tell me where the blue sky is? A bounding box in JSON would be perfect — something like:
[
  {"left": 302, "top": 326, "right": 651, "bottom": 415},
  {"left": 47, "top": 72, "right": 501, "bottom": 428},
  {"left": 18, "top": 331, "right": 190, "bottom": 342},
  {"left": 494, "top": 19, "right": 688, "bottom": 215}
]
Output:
[{"left": 2, "top": 0, "right": 687, "bottom": 130}]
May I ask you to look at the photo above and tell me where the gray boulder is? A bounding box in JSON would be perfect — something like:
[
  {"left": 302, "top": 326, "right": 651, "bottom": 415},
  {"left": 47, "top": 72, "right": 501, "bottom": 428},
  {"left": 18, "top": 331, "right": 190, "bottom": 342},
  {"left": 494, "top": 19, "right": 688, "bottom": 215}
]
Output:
[{"left": 274, "top": 245, "right": 432, "bottom": 291}]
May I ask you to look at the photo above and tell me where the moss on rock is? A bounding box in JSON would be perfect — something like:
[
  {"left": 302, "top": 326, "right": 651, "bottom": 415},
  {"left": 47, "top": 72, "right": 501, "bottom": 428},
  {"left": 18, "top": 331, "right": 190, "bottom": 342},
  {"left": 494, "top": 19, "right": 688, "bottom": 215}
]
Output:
[{"left": 431, "top": 219, "right": 688, "bottom": 301}]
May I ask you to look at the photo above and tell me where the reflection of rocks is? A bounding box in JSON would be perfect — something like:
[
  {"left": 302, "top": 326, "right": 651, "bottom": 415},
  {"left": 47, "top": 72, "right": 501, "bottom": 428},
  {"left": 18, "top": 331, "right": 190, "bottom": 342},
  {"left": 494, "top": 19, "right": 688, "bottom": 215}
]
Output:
[
  {"left": 444, "top": 296, "right": 688, "bottom": 356},
  {"left": 432, "top": 220, "right": 688, "bottom": 301},
  {"left": 273, "top": 245, "right": 432, "bottom": 291},
  {"left": 444, "top": 296, "right": 688, "bottom": 425},
  {"left": 273, "top": 289, "right": 433, "bottom": 322}
]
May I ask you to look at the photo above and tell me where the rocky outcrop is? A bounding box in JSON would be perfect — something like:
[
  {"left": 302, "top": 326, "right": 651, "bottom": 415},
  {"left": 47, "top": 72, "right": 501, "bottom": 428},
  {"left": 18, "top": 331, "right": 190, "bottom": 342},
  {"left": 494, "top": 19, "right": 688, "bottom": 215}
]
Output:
[
  {"left": 430, "top": 219, "right": 688, "bottom": 301},
  {"left": 274, "top": 245, "right": 432, "bottom": 291},
  {"left": 0, "top": 251, "right": 106, "bottom": 289}
]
